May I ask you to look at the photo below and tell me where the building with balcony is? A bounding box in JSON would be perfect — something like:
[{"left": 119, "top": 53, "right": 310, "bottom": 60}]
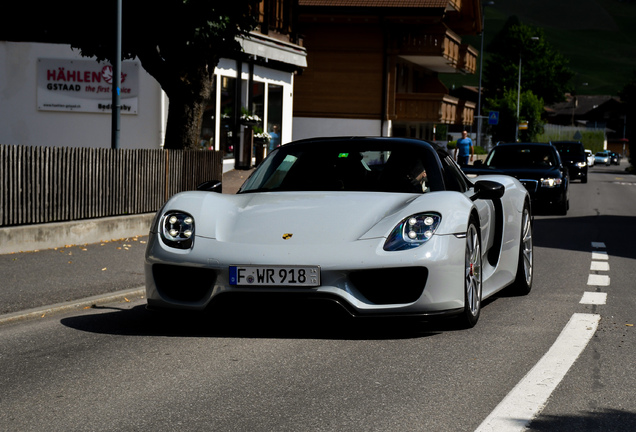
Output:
[{"left": 292, "top": 0, "right": 480, "bottom": 142}]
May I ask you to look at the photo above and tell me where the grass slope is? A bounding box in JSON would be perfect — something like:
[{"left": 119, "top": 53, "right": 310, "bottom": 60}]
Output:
[{"left": 443, "top": 0, "right": 636, "bottom": 96}]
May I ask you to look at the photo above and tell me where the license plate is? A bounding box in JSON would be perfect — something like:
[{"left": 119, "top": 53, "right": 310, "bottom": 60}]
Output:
[{"left": 229, "top": 265, "right": 320, "bottom": 287}]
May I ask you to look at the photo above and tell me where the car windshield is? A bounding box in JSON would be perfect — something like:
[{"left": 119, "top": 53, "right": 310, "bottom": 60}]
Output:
[
  {"left": 552, "top": 142, "right": 584, "bottom": 157},
  {"left": 486, "top": 145, "right": 557, "bottom": 168},
  {"left": 239, "top": 139, "right": 446, "bottom": 193}
]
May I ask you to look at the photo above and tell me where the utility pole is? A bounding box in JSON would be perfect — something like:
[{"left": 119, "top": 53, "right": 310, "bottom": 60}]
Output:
[{"left": 111, "top": 0, "right": 122, "bottom": 150}]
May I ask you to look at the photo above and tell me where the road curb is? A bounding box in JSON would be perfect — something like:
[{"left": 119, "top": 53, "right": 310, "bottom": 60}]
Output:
[{"left": 0, "top": 287, "right": 145, "bottom": 326}]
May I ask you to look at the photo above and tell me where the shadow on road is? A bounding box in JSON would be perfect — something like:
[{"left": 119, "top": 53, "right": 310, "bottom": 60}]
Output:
[
  {"left": 532, "top": 214, "right": 636, "bottom": 260},
  {"left": 527, "top": 408, "right": 636, "bottom": 431},
  {"left": 60, "top": 300, "right": 470, "bottom": 340}
]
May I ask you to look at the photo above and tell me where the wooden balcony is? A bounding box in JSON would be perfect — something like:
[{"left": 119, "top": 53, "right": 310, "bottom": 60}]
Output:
[
  {"left": 391, "top": 93, "right": 459, "bottom": 124},
  {"left": 390, "top": 93, "right": 475, "bottom": 126},
  {"left": 457, "top": 99, "right": 476, "bottom": 126},
  {"left": 391, "top": 26, "right": 476, "bottom": 74},
  {"left": 458, "top": 44, "right": 478, "bottom": 74}
]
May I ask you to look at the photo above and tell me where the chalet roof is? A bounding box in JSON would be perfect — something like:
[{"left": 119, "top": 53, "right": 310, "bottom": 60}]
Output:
[
  {"left": 298, "top": 0, "right": 448, "bottom": 7},
  {"left": 546, "top": 94, "right": 619, "bottom": 117}
]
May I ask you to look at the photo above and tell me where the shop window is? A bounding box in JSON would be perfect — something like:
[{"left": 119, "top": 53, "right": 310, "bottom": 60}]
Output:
[
  {"left": 267, "top": 84, "right": 283, "bottom": 152},
  {"left": 220, "top": 76, "right": 236, "bottom": 158}
]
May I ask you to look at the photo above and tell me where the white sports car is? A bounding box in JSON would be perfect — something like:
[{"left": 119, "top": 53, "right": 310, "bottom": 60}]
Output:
[{"left": 145, "top": 137, "right": 533, "bottom": 328}]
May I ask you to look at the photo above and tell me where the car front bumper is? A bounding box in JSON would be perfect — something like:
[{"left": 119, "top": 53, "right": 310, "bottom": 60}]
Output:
[{"left": 145, "top": 232, "right": 468, "bottom": 318}]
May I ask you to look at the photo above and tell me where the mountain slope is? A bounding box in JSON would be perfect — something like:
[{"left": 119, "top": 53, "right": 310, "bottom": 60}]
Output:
[{"left": 444, "top": 0, "right": 636, "bottom": 96}]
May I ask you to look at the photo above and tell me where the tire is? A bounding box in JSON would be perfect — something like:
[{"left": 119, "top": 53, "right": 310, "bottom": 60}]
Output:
[
  {"left": 582, "top": 175, "right": 588, "bottom": 183},
  {"left": 510, "top": 204, "right": 533, "bottom": 295},
  {"left": 555, "top": 192, "right": 568, "bottom": 215},
  {"left": 459, "top": 217, "right": 482, "bottom": 328}
]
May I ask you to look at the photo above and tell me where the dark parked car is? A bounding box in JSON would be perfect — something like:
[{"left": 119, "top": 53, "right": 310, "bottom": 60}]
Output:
[
  {"left": 463, "top": 142, "right": 569, "bottom": 215},
  {"left": 551, "top": 141, "right": 588, "bottom": 183}
]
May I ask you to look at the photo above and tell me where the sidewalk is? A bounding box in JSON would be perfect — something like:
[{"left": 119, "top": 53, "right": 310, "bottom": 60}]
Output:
[{"left": 221, "top": 167, "right": 255, "bottom": 194}]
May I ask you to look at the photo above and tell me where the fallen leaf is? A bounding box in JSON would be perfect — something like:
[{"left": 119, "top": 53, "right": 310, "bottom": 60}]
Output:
[
  {"left": 102, "top": 267, "right": 107, "bottom": 271},
  {"left": 626, "top": 324, "right": 634, "bottom": 327},
  {"left": 124, "top": 297, "right": 130, "bottom": 302}
]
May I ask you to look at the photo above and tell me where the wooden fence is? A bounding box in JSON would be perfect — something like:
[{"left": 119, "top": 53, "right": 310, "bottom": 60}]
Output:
[{"left": 0, "top": 145, "right": 223, "bottom": 227}]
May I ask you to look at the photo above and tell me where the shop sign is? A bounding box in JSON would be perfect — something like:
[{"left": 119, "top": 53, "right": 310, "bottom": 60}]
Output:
[{"left": 37, "top": 58, "right": 139, "bottom": 114}]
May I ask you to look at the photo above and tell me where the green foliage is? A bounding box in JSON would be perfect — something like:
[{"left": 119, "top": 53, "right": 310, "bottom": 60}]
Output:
[
  {"left": 486, "top": 88, "right": 544, "bottom": 143},
  {"left": 474, "top": 146, "right": 487, "bottom": 155},
  {"left": 536, "top": 129, "right": 606, "bottom": 153},
  {"left": 484, "top": 20, "right": 574, "bottom": 105},
  {"left": 619, "top": 70, "right": 636, "bottom": 104},
  {"left": 73, "top": 1, "right": 259, "bottom": 65}
]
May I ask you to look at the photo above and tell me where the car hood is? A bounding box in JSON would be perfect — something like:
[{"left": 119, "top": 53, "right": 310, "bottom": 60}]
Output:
[{"left": 157, "top": 190, "right": 469, "bottom": 245}]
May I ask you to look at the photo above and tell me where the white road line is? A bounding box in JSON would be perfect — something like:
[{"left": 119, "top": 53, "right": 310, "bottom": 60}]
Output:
[
  {"left": 592, "top": 251, "right": 608, "bottom": 261},
  {"left": 590, "top": 261, "right": 610, "bottom": 271},
  {"left": 580, "top": 292, "right": 608, "bottom": 305},
  {"left": 587, "top": 274, "right": 610, "bottom": 286},
  {"left": 474, "top": 313, "right": 601, "bottom": 432}
]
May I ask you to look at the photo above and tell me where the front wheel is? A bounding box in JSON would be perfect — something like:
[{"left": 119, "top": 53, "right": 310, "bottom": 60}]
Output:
[
  {"left": 509, "top": 204, "right": 533, "bottom": 295},
  {"left": 459, "top": 217, "right": 482, "bottom": 328}
]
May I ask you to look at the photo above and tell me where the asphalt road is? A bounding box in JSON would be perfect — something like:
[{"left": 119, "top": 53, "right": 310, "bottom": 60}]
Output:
[{"left": 0, "top": 161, "right": 634, "bottom": 431}]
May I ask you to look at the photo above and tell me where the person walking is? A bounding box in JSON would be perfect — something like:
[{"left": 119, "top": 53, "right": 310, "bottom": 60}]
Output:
[{"left": 454, "top": 130, "right": 474, "bottom": 166}]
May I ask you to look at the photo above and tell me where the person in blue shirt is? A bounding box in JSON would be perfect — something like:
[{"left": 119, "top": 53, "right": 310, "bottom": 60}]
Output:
[
  {"left": 269, "top": 125, "right": 280, "bottom": 152},
  {"left": 454, "top": 130, "right": 474, "bottom": 166}
]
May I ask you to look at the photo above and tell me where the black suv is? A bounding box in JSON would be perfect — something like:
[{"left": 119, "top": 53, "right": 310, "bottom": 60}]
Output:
[{"left": 551, "top": 141, "right": 588, "bottom": 183}]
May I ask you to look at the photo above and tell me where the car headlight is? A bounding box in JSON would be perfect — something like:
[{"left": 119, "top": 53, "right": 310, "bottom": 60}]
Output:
[
  {"left": 160, "top": 211, "right": 195, "bottom": 249},
  {"left": 540, "top": 178, "right": 563, "bottom": 188},
  {"left": 384, "top": 213, "right": 441, "bottom": 251},
  {"left": 575, "top": 162, "right": 586, "bottom": 168}
]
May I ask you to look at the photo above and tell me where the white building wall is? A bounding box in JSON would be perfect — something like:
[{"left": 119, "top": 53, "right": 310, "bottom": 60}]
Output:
[
  {"left": 0, "top": 42, "right": 166, "bottom": 149},
  {"left": 292, "top": 117, "right": 386, "bottom": 141},
  {"left": 1, "top": 42, "right": 298, "bottom": 150}
]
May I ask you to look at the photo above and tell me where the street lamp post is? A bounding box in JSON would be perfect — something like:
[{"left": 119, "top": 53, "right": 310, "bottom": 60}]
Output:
[
  {"left": 515, "top": 56, "right": 522, "bottom": 142},
  {"left": 476, "top": 1, "right": 494, "bottom": 150},
  {"left": 515, "top": 36, "right": 539, "bottom": 142}
]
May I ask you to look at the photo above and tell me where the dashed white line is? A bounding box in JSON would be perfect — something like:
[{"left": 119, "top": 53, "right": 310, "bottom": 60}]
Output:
[
  {"left": 477, "top": 241, "right": 610, "bottom": 431},
  {"left": 588, "top": 273, "right": 610, "bottom": 286},
  {"left": 592, "top": 251, "right": 608, "bottom": 261},
  {"left": 474, "top": 313, "right": 601, "bottom": 432},
  {"left": 580, "top": 291, "right": 607, "bottom": 305},
  {"left": 590, "top": 261, "right": 610, "bottom": 271}
]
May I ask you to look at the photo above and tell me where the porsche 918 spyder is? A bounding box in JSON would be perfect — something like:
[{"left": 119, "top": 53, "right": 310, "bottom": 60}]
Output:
[{"left": 145, "top": 137, "right": 533, "bottom": 328}]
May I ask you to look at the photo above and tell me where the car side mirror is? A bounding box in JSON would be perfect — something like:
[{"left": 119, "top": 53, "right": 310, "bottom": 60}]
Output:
[
  {"left": 473, "top": 159, "right": 484, "bottom": 167},
  {"left": 197, "top": 180, "right": 222, "bottom": 193},
  {"left": 472, "top": 180, "right": 505, "bottom": 201}
]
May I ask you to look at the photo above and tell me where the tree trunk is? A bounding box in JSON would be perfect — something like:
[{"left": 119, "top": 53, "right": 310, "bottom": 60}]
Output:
[{"left": 162, "top": 66, "right": 214, "bottom": 150}]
